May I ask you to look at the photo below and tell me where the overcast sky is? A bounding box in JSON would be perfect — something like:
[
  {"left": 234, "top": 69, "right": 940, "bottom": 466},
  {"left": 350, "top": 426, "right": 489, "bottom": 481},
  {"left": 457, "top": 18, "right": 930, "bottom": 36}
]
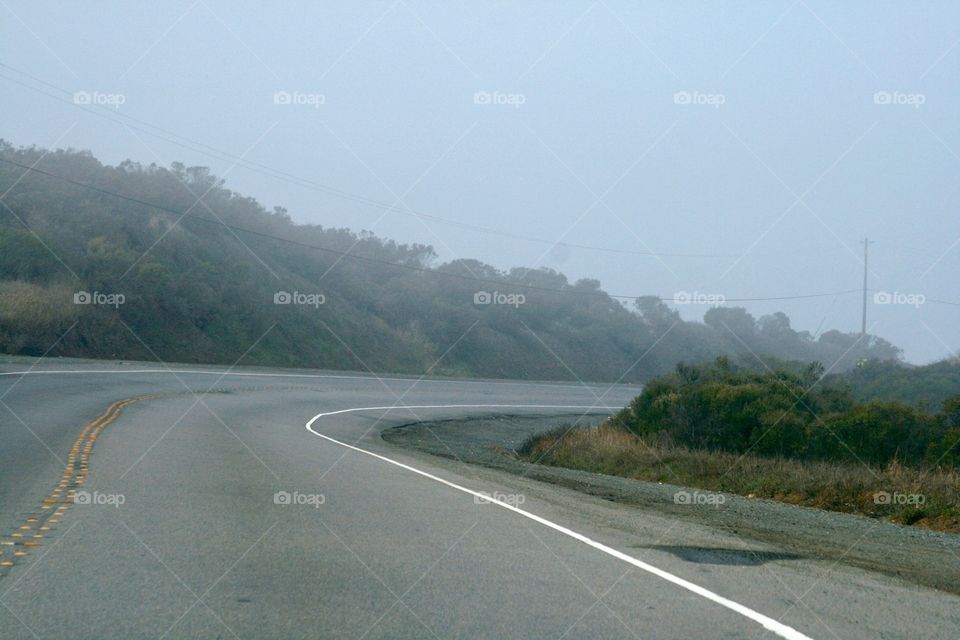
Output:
[{"left": 2, "top": 1, "right": 958, "bottom": 364}]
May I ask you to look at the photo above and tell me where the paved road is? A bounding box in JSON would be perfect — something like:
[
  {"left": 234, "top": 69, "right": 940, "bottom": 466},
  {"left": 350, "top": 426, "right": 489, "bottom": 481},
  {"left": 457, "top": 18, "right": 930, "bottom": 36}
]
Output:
[{"left": 0, "top": 361, "right": 957, "bottom": 639}]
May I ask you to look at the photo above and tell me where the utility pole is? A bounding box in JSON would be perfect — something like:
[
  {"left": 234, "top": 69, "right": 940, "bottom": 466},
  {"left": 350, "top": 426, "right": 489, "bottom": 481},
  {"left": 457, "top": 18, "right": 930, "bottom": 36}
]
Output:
[{"left": 861, "top": 237, "right": 874, "bottom": 335}]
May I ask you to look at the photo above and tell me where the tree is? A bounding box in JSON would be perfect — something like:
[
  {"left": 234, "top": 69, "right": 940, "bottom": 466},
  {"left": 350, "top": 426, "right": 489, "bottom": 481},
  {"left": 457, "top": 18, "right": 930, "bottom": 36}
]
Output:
[
  {"left": 635, "top": 296, "right": 679, "bottom": 329},
  {"left": 944, "top": 394, "right": 960, "bottom": 428},
  {"left": 704, "top": 306, "right": 756, "bottom": 338},
  {"left": 758, "top": 311, "right": 795, "bottom": 340}
]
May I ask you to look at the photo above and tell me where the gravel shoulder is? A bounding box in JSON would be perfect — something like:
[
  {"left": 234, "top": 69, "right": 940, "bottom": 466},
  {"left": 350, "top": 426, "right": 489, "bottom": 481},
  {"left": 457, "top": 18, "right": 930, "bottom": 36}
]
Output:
[{"left": 383, "top": 413, "right": 960, "bottom": 596}]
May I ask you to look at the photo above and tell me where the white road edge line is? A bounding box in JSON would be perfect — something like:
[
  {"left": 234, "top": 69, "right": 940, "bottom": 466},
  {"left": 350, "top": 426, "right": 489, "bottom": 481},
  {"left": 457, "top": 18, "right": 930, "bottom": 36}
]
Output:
[{"left": 305, "top": 404, "right": 815, "bottom": 640}]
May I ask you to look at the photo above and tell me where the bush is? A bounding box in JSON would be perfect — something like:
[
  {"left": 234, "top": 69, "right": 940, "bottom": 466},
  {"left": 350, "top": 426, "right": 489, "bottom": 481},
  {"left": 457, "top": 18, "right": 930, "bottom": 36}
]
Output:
[{"left": 615, "top": 358, "right": 959, "bottom": 469}]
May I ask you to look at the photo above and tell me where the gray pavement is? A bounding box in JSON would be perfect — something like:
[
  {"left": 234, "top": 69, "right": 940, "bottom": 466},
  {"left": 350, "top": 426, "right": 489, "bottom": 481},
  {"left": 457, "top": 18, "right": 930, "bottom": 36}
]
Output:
[{"left": 0, "top": 360, "right": 957, "bottom": 639}]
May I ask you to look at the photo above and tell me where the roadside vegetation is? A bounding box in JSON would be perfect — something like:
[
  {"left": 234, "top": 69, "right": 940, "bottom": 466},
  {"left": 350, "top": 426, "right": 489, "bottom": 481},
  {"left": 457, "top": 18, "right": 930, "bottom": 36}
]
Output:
[
  {"left": 827, "top": 357, "right": 960, "bottom": 410},
  {"left": 518, "top": 358, "right": 960, "bottom": 531},
  {"left": 613, "top": 357, "right": 960, "bottom": 468},
  {"left": 0, "top": 141, "right": 899, "bottom": 381}
]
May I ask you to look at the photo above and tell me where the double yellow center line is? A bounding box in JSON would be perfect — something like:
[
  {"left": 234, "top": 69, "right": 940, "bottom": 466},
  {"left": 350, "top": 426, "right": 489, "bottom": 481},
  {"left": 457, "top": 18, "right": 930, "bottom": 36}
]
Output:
[{"left": 0, "top": 394, "right": 163, "bottom": 572}]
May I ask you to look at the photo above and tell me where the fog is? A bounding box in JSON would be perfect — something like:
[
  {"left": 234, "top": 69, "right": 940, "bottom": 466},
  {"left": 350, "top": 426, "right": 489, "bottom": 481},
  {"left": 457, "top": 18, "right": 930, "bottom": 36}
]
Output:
[{"left": 2, "top": 1, "right": 957, "bottom": 363}]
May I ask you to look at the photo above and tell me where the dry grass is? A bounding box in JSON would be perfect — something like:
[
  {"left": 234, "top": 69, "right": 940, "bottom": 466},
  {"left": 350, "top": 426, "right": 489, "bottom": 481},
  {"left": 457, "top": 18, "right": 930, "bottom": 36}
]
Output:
[
  {"left": 520, "top": 423, "right": 960, "bottom": 532},
  {"left": 0, "top": 281, "right": 76, "bottom": 328}
]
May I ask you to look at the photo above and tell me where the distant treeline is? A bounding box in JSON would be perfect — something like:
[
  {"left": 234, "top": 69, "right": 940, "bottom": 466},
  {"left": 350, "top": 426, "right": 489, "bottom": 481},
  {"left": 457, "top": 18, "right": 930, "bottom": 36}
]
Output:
[
  {"left": 828, "top": 358, "right": 960, "bottom": 409},
  {"left": 0, "top": 141, "right": 901, "bottom": 382},
  {"left": 613, "top": 357, "right": 960, "bottom": 468}
]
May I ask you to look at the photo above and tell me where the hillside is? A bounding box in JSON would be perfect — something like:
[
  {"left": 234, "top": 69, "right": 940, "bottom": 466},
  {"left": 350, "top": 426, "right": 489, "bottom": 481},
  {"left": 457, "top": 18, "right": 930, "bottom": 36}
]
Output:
[
  {"left": 826, "top": 358, "right": 960, "bottom": 410},
  {"left": 0, "top": 141, "right": 901, "bottom": 381}
]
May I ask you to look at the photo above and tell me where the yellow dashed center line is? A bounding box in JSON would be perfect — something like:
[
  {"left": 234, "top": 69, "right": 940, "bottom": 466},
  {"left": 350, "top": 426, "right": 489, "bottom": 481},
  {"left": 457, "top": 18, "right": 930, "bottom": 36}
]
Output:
[{"left": 0, "top": 393, "right": 167, "bottom": 573}]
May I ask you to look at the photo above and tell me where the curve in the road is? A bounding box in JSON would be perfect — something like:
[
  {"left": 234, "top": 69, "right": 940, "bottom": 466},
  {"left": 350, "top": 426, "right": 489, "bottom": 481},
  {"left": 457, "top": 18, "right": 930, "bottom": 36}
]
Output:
[
  {"left": 0, "top": 367, "right": 809, "bottom": 638},
  {"left": 306, "top": 405, "right": 815, "bottom": 640}
]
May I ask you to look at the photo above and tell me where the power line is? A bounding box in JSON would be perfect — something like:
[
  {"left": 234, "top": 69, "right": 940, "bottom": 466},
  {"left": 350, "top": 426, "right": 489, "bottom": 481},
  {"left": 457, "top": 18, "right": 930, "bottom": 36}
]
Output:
[
  {"left": 0, "top": 155, "right": 867, "bottom": 305},
  {"left": 0, "top": 63, "right": 828, "bottom": 261}
]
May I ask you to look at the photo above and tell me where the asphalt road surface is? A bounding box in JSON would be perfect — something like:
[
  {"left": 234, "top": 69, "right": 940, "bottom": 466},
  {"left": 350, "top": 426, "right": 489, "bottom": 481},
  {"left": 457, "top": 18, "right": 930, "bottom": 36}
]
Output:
[{"left": 1, "top": 360, "right": 957, "bottom": 639}]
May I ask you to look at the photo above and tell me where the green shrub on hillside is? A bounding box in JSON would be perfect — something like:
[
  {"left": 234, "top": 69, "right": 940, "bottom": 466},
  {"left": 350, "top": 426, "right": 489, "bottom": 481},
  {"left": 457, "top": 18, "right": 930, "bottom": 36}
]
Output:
[{"left": 615, "top": 357, "right": 960, "bottom": 469}]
